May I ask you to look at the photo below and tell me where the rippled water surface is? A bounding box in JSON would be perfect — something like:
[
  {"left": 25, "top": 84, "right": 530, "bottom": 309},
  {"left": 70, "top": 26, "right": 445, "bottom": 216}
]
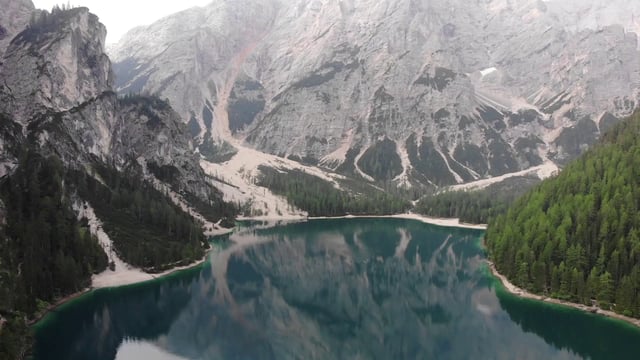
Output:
[{"left": 34, "top": 219, "right": 640, "bottom": 359}]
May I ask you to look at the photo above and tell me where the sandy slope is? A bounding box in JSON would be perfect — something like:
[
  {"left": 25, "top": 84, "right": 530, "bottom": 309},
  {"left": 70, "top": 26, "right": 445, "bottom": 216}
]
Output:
[
  {"left": 201, "top": 144, "right": 350, "bottom": 218},
  {"left": 77, "top": 201, "right": 232, "bottom": 289},
  {"left": 448, "top": 161, "right": 559, "bottom": 192}
]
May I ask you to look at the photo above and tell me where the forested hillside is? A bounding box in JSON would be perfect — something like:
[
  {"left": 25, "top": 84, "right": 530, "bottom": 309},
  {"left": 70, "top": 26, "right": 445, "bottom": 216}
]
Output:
[
  {"left": 415, "top": 177, "right": 539, "bottom": 224},
  {"left": 70, "top": 164, "right": 207, "bottom": 272},
  {"left": 0, "top": 152, "right": 218, "bottom": 358},
  {"left": 486, "top": 111, "right": 640, "bottom": 317},
  {"left": 0, "top": 151, "right": 108, "bottom": 358},
  {"left": 257, "top": 166, "right": 410, "bottom": 217}
]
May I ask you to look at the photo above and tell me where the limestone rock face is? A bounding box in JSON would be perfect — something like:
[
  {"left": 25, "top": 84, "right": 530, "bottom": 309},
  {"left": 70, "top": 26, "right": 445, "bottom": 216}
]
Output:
[
  {"left": 113, "top": 96, "right": 214, "bottom": 198},
  {"left": 109, "top": 0, "right": 640, "bottom": 186},
  {"left": 0, "top": 0, "right": 34, "bottom": 175},
  {"left": 1, "top": 8, "right": 112, "bottom": 126},
  {"left": 0, "top": 0, "right": 34, "bottom": 58},
  {"left": 0, "top": 7, "right": 219, "bottom": 202}
]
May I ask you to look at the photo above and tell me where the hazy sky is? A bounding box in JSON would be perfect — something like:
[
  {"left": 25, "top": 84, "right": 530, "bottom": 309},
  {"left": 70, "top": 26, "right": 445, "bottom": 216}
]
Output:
[{"left": 32, "top": 0, "right": 212, "bottom": 44}]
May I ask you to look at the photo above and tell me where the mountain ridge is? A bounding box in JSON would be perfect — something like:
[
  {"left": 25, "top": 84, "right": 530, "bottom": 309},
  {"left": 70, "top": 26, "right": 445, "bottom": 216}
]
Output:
[
  {"left": 0, "top": 10, "right": 237, "bottom": 357},
  {"left": 108, "top": 0, "right": 640, "bottom": 188}
]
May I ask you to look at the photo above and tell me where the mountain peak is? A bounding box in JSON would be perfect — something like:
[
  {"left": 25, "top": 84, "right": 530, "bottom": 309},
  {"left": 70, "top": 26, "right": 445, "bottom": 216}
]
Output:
[
  {"left": 0, "top": 6, "right": 112, "bottom": 125},
  {"left": 0, "top": 0, "right": 34, "bottom": 57},
  {"left": 107, "top": 0, "right": 639, "bottom": 187}
]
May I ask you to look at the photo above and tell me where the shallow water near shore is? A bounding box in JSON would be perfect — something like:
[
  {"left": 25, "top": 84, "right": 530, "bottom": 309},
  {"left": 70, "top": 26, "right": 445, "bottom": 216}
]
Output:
[{"left": 33, "top": 218, "right": 640, "bottom": 359}]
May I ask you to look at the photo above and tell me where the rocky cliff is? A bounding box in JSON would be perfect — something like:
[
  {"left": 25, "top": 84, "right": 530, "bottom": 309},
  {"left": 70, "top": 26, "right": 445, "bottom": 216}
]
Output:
[
  {"left": 109, "top": 0, "right": 640, "bottom": 187},
  {"left": 0, "top": 6, "right": 232, "bottom": 219},
  {"left": 0, "top": 0, "right": 34, "bottom": 58}
]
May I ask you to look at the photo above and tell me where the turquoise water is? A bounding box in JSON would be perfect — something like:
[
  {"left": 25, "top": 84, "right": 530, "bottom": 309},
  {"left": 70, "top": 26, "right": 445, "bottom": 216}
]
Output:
[{"left": 34, "top": 218, "right": 640, "bottom": 359}]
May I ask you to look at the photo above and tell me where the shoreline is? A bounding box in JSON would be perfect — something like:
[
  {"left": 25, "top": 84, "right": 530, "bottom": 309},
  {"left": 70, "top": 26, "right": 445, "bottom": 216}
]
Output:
[
  {"left": 91, "top": 247, "right": 214, "bottom": 289},
  {"left": 308, "top": 213, "right": 488, "bottom": 230},
  {"left": 31, "top": 214, "right": 640, "bottom": 333},
  {"left": 31, "top": 239, "right": 228, "bottom": 327},
  {"left": 31, "top": 213, "right": 484, "bottom": 327},
  {"left": 487, "top": 260, "right": 640, "bottom": 329},
  {"left": 28, "top": 289, "right": 92, "bottom": 326}
]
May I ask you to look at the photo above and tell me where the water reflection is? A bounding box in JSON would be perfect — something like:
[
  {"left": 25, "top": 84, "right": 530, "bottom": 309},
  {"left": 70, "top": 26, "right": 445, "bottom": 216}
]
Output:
[
  {"left": 116, "top": 341, "right": 188, "bottom": 360},
  {"left": 498, "top": 289, "right": 640, "bottom": 359},
  {"left": 35, "top": 267, "right": 200, "bottom": 360},
  {"left": 34, "top": 219, "right": 640, "bottom": 360}
]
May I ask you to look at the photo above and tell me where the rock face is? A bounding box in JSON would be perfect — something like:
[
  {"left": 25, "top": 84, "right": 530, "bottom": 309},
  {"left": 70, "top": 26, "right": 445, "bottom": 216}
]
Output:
[
  {"left": 113, "top": 95, "right": 214, "bottom": 198},
  {"left": 0, "top": 0, "right": 34, "bottom": 58},
  {"left": 0, "top": 0, "right": 35, "bottom": 174},
  {"left": 0, "top": 7, "right": 223, "bottom": 208},
  {"left": 109, "top": 0, "right": 640, "bottom": 187},
  {"left": 1, "top": 8, "right": 112, "bottom": 126}
]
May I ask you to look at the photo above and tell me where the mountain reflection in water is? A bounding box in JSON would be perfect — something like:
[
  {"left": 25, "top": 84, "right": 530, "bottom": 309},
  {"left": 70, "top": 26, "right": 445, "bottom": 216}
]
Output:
[{"left": 34, "top": 219, "right": 640, "bottom": 360}]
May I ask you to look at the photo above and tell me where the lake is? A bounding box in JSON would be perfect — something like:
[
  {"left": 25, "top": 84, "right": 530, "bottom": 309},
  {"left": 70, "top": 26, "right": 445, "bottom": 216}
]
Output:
[{"left": 33, "top": 218, "right": 640, "bottom": 359}]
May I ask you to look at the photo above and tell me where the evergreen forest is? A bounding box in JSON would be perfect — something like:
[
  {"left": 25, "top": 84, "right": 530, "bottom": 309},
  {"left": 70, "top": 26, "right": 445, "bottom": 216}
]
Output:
[
  {"left": 0, "top": 151, "right": 229, "bottom": 358},
  {"left": 69, "top": 163, "right": 208, "bottom": 272},
  {"left": 486, "top": 111, "right": 640, "bottom": 317},
  {"left": 257, "top": 166, "right": 410, "bottom": 217},
  {"left": 415, "top": 177, "right": 538, "bottom": 224},
  {"left": 0, "top": 151, "right": 107, "bottom": 358}
]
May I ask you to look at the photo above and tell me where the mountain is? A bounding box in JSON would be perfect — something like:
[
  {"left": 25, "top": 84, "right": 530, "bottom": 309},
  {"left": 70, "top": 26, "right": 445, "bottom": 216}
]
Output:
[
  {"left": 486, "top": 111, "right": 640, "bottom": 317},
  {"left": 109, "top": 0, "right": 640, "bottom": 188},
  {"left": 0, "top": 7, "right": 239, "bottom": 357},
  {"left": 0, "top": 6, "right": 230, "bottom": 213},
  {"left": 0, "top": 0, "right": 34, "bottom": 58}
]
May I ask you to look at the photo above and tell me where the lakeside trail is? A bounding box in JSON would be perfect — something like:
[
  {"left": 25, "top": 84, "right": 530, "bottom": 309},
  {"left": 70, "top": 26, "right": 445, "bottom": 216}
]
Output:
[{"left": 487, "top": 260, "right": 640, "bottom": 329}]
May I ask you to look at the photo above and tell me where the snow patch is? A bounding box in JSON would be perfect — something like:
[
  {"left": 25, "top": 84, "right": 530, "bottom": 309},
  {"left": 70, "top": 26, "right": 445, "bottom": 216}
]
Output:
[{"left": 480, "top": 67, "right": 497, "bottom": 78}]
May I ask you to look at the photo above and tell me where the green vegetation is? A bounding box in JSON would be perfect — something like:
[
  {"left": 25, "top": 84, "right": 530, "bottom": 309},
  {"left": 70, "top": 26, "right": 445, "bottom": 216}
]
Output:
[
  {"left": 406, "top": 136, "right": 457, "bottom": 186},
  {"left": 416, "top": 189, "right": 513, "bottom": 224},
  {"left": 0, "top": 151, "right": 107, "bottom": 359},
  {"left": 199, "top": 136, "right": 237, "bottom": 163},
  {"left": 486, "top": 111, "right": 640, "bottom": 317},
  {"left": 70, "top": 163, "right": 207, "bottom": 272},
  {"left": 146, "top": 162, "right": 237, "bottom": 228},
  {"left": 19, "top": 5, "right": 85, "bottom": 45},
  {"left": 182, "top": 191, "right": 236, "bottom": 229},
  {"left": 257, "top": 166, "right": 410, "bottom": 217},
  {"left": 228, "top": 98, "right": 265, "bottom": 133},
  {"left": 416, "top": 177, "right": 539, "bottom": 224},
  {"left": 0, "top": 147, "right": 231, "bottom": 357},
  {"left": 0, "top": 151, "right": 107, "bottom": 313},
  {"left": 0, "top": 315, "right": 30, "bottom": 360},
  {"left": 357, "top": 138, "right": 403, "bottom": 181}
]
